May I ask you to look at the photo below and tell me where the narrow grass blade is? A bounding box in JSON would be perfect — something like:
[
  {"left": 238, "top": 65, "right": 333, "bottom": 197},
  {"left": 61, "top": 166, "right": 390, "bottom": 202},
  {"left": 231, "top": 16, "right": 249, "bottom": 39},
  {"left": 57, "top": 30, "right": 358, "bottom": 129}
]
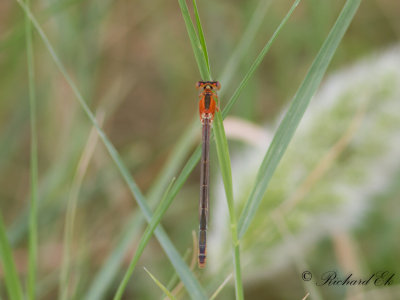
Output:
[
  {"left": 164, "top": 231, "right": 197, "bottom": 300},
  {"left": 87, "top": 126, "right": 202, "bottom": 298},
  {"left": 59, "top": 113, "right": 104, "bottom": 300},
  {"left": 156, "top": 0, "right": 301, "bottom": 234},
  {"left": 238, "top": 0, "right": 362, "bottom": 239},
  {"left": 132, "top": 0, "right": 275, "bottom": 222},
  {"left": 209, "top": 273, "right": 233, "bottom": 300},
  {"left": 213, "top": 112, "right": 235, "bottom": 221},
  {"left": 84, "top": 3, "right": 301, "bottom": 294},
  {"left": 144, "top": 267, "right": 177, "bottom": 300},
  {"left": 16, "top": 2, "right": 207, "bottom": 299},
  {"left": 147, "top": 120, "right": 199, "bottom": 202},
  {"left": 192, "top": 0, "right": 210, "bottom": 74},
  {"left": 24, "top": 0, "right": 38, "bottom": 298},
  {"left": 84, "top": 214, "right": 143, "bottom": 300},
  {"left": 114, "top": 179, "right": 175, "bottom": 300},
  {"left": 219, "top": 0, "right": 272, "bottom": 94},
  {"left": 222, "top": 0, "right": 302, "bottom": 118},
  {"left": 165, "top": 247, "right": 192, "bottom": 294},
  {"left": 138, "top": 3, "right": 303, "bottom": 287},
  {"left": 154, "top": 0, "right": 300, "bottom": 225},
  {"left": 85, "top": 117, "right": 198, "bottom": 300},
  {"left": 178, "top": 0, "right": 210, "bottom": 80},
  {"left": 213, "top": 111, "right": 243, "bottom": 299},
  {"left": 0, "top": 214, "right": 24, "bottom": 300}
]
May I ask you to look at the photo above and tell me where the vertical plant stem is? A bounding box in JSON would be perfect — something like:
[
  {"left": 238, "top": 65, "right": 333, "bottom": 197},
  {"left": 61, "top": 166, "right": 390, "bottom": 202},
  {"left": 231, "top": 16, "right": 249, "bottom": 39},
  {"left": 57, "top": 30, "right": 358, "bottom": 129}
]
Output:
[
  {"left": 59, "top": 112, "right": 104, "bottom": 300},
  {"left": 213, "top": 112, "right": 243, "bottom": 299},
  {"left": 113, "top": 179, "right": 175, "bottom": 300},
  {"left": 222, "top": 0, "right": 302, "bottom": 118},
  {"left": 0, "top": 214, "right": 24, "bottom": 300},
  {"left": 237, "top": 0, "right": 362, "bottom": 239},
  {"left": 24, "top": 0, "right": 38, "bottom": 298},
  {"left": 219, "top": 0, "right": 272, "bottom": 94},
  {"left": 16, "top": 2, "right": 208, "bottom": 298},
  {"left": 178, "top": 0, "right": 211, "bottom": 80},
  {"left": 192, "top": 0, "right": 210, "bottom": 74}
]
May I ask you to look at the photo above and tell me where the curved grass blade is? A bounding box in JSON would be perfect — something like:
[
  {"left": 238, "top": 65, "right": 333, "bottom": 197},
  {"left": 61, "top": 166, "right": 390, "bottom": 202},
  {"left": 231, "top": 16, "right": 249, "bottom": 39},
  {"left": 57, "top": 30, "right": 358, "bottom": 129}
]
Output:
[
  {"left": 59, "top": 113, "right": 104, "bottom": 300},
  {"left": 222, "top": 0, "right": 302, "bottom": 118},
  {"left": 169, "top": 0, "right": 302, "bottom": 206},
  {"left": 213, "top": 111, "right": 243, "bottom": 299},
  {"left": 15, "top": 2, "right": 207, "bottom": 299},
  {"left": 209, "top": 273, "right": 233, "bottom": 300},
  {"left": 237, "top": 0, "right": 362, "bottom": 239},
  {"left": 192, "top": 0, "right": 210, "bottom": 74},
  {"left": 144, "top": 267, "right": 177, "bottom": 300},
  {"left": 162, "top": 0, "right": 301, "bottom": 219},
  {"left": 85, "top": 121, "right": 199, "bottom": 300},
  {"left": 162, "top": 231, "right": 197, "bottom": 300},
  {"left": 178, "top": 0, "right": 210, "bottom": 80},
  {"left": 219, "top": 0, "right": 272, "bottom": 94},
  {"left": 154, "top": 0, "right": 302, "bottom": 272},
  {"left": 135, "top": 1, "right": 275, "bottom": 219},
  {"left": 24, "top": 0, "right": 38, "bottom": 298},
  {"left": 85, "top": 214, "right": 143, "bottom": 300},
  {"left": 147, "top": 120, "right": 199, "bottom": 202},
  {"left": 114, "top": 178, "right": 175, "bottom": 300},
  {"left": 165, "top": 246, "right": 192, "bottom": 295},
  {"left": 0, "top": 214, "right": 24, "bottom": 300}
]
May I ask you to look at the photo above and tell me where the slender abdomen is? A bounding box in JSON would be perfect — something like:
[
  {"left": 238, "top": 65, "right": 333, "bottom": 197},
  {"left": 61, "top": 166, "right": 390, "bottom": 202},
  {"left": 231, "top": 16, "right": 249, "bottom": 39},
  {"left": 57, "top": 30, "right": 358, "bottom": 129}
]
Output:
[{"left": 199, "top": 116, "right": 211, "bottom": 268}]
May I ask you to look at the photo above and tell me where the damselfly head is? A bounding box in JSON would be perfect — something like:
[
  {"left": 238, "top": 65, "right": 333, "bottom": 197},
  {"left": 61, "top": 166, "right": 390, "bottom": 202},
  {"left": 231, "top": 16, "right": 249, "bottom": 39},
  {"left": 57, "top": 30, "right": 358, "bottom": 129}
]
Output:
[{"left": 196, "top": 81, "right": 221, "bottom": 91}]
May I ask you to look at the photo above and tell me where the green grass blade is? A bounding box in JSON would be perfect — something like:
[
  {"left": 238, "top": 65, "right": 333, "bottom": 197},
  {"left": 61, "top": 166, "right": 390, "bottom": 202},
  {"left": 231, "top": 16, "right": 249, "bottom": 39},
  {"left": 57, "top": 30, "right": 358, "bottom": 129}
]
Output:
[
  {"left": 163, "top": 246, "right": 191, "bottom": 295},
  {"left": 85, "top": 126, "right": 203, "bottom": 300},
  {"left": 192, "top": 0, "right": 210, "bottom": 74},
  {"left": 213, "top": 111, "right": 243, "bottom": 299},
  {"left": 158, "top": 0, "right": 301, "bottom": 218},
  {"left": 222, "top": 0, "right": 302, "bottom": 118},
  {"left": 219, "top": 0, "right": 272, "bottom": 94},
  {"left": 59, "top": 114, "right": 103, "bottom": 300},
  {"left": 86, "top": 9, "right": 304, "bottom": 296},
  {"left": 24, "top": 0, "right": 38, "bottom": 298},
  {"left": 155, "top": 0, "right": 301, "bottom": 237},
  {"left": 209, "top": 273, "right": 233, "bottom": 300},
  {"left": 114, "top": 179, "right": 175, "bottom": 300},
  {"left": 147, "top": 120, "right": 199, "bottom": 202},
  {"left": 150, "top": 1, "right": 302, "bottom": 280},
  {"left": 16, "top": 2, "right": 207, "bottom": 299},
  {"left": 84, "top": 214, "right": 144, "bottom": 300},
  {"left": 0, "top": 214, "right": 24, "bottom": 300},
  {"left": 178, "top": 0, "right": 210, "bottom": 80},
  {"left": 152, "top": 5, "right": 303, "bottom": 287},
  {"left": 85, "top": 122, "right": 198, "bottom": 300},
  {"left": 237, "top": 0, "right": 362, "bottom": 239},
  {"left": 144, "top": 267, "right": 177, "bottom": 300},
  {"left": 213, "top": 112, "right": 235, "bottom": 220}
]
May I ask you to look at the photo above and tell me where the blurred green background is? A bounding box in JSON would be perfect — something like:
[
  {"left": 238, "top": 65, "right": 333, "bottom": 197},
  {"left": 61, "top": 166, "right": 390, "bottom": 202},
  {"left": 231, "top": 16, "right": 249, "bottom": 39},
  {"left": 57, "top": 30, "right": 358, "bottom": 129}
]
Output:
[{"left": 1, "top": 0, "right": 399, "bottom": 299}]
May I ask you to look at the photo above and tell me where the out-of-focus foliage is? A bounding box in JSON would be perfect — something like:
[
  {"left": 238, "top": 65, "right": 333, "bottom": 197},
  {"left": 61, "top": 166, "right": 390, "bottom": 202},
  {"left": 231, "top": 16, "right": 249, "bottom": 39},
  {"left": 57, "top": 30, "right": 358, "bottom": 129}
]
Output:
[
  {"left": 0, "top": 0, "right": 399, "bottom": 299},
  {"left": 211, "top": 46, "right": 400, "bottom": 298}
]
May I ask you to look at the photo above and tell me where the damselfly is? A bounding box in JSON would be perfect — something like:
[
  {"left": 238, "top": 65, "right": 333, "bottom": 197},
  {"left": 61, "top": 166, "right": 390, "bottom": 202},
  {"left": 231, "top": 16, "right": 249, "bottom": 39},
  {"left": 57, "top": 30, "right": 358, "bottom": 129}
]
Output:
[{"left": 196, "top": 80, "right": 220, "bottom": 268}]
